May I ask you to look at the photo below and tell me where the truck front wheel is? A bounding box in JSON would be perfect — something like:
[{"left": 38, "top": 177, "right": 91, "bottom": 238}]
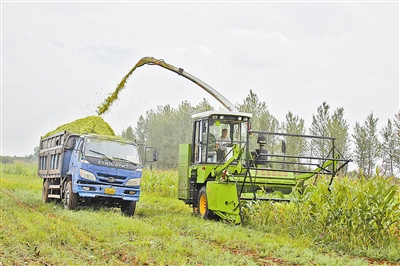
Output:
[
  {"left": 121, "top": 201, "right": 136, "bottom": 216},
  {"left": 64, "top": 181, "right": 78, "bottom": 210}
]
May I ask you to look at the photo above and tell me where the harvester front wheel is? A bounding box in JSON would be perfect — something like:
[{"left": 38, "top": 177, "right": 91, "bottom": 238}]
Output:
[{"left": 197, "top": 186, "right": 213, "bottom": 219}]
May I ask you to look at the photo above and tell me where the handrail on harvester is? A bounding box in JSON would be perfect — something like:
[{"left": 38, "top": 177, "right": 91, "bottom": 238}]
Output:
[{"left": 134, "top": 57, "right": 238, "bottom": 112}]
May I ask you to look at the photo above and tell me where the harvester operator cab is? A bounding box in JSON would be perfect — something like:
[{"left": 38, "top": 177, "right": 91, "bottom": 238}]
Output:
[{"left": 191, "top": 111, "right": 252, "bottom": 164}]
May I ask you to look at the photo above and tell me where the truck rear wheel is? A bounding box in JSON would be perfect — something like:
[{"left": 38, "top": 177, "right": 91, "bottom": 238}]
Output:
[
  {"left": 197, "top": 186, "right": 213, "bottom": 219},
  {"left": 64, "top": 181, "right": 78, "bottom": 210},
  {"left": 121, "top": 201, "right": 136, "bottom": 216},
  {"left": 42, "top": 179, "right": 50, "bottom": 203}
]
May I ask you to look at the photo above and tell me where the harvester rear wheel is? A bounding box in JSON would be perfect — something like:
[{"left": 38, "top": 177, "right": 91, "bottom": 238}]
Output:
[{"left": 197, "top": 186, "right": 212, "bottom": 219}]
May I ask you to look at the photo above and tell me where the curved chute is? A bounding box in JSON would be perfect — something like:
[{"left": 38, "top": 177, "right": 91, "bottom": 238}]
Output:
[{"left": 97, "top": 57, "right": 237, "bottom": 115}]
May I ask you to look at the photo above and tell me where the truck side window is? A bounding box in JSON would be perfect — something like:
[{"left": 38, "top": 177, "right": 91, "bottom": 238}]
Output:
[{"left": 75, "top": 139, "right": 84, "bottom": 158}]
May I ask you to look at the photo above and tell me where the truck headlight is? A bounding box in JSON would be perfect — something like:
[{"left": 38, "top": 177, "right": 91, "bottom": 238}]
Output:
[
  {"left": 126, "top": 178, "right": 141, "bottom": 186},
  {"left": 80, "top": 169, "right": 96, "bottom": 181}
]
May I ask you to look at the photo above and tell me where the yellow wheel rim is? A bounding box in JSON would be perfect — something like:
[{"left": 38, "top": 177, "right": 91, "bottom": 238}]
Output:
[{"left": 199, "top": 194, "right": 207, "bottom": 216}]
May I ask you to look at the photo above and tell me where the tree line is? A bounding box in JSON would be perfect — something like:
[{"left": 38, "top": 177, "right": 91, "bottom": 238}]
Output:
[{"left": 121, "top": 90, "right": 400, "bottom": 178}]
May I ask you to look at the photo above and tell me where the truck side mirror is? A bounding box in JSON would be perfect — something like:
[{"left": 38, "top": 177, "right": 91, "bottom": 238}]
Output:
[
  {"left": 153, "top": 150, "right": 159, "bottom": 162},
  {"left": 145, "top": 146, "right": 158, "bottom": 162},
  {"left": 281, "top": 140, "right": 286, "bottom": 154}
]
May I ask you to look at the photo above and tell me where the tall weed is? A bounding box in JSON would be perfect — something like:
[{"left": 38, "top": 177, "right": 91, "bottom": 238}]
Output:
[
  {"left": 1, "top": 162, "right": 37, "bottom": 177},
  {"left": 292, "top": 174, "right": 400, "bottom": 249},
  {"left": 242, "top": 173, "right": 400, "bottom": 260}
]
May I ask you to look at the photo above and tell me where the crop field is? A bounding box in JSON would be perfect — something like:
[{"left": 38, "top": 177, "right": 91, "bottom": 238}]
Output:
[{"left": 1, "top": 163, "right": 399, "bottom": 265}]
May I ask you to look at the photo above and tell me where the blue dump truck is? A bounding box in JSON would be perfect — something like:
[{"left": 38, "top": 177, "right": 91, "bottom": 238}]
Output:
[{"left": 38, "top": 131, "right": 158, "bottom": 216}]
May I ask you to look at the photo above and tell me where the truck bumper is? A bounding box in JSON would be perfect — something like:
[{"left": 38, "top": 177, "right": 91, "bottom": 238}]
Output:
[{"left": 75, "top": 183, "right": 140, "bottom": 202}]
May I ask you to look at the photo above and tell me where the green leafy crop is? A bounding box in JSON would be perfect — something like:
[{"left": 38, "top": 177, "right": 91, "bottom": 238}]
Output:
[{"left": 43, "top": 116, "right": 115, "bottom": 138}]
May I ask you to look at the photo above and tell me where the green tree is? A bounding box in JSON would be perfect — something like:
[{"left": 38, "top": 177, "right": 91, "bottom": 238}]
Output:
[
  {"left": 258, "top": 110, "right": 280, "bottom": 153},
  {"left": 33, "top": 146, "right": 39, "bottom": 158},
  {"left": 380, "top": 119, "right": 396, "bottom": 176},
  {"left": 147, "top": 105, "right": 177, "bottom": 168},
  {"left": 236, "top": 90, "right": 280, "bottom": 152},
  {"left": 352, "top": 112, "right": 381, "bottom": 177},
  {"left": 121, "top": 126, "right": 135, "bottom": 141},
  {"left": 281, "top": 111, "right": 307, "bottom": 170},
  {"left": 174, "top": 101, "right": 193, "bottom": 144},
  {"left": 392, "top": 111, "right": 400, "bottom": 173},
  {"left": 134, "top": 115, "right": 147, "bottom": 144},
  {"left": 236, "top": 90, "right": 267, "bottom": 120},
  {"left": 352, "top": 122, "right": 367, "bottom": 175},
  {"left": 328, "top": 107, "right": 351, "bottom": 159},
  {"left": 133, "top": 100, "right": 214, "bottom": 169},
  {"left": 310, "top": 102, "right": 351, "bottom": 165},
  {"left": 309, "top": 102, "right": 331, "bottom": 161},
  {"left": 193, "top": 98, "right": 214, "bottom": 113}
]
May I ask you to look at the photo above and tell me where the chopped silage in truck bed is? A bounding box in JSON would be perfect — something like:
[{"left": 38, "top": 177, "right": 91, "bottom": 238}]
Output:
[{"left": 43, "top": 116, "right": 116, "bottom": 138}]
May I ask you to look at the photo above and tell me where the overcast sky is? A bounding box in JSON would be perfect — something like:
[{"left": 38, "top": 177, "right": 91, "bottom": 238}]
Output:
[{"left": 1, "top": 1, "right": 399, "bottom": 157}]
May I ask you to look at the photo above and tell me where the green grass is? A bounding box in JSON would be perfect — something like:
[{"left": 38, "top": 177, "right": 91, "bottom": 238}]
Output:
[{"left": 1, "top": 164, "right": 398, "bottom": 265}]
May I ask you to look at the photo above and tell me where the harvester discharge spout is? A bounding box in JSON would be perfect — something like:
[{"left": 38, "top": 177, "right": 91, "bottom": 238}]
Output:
[{"left": 134, "top": 57, "right": 238, "bottom": 112}]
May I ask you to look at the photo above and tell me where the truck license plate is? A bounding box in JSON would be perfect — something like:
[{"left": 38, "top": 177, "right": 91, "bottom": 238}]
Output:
[{"left": 104, "top": 188, "right": 116, "bottom": 195}]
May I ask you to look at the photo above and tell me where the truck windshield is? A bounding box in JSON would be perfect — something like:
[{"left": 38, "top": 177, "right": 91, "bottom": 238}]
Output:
[{"left": 84, "top": 138, "right": 141, "bottom": 165}]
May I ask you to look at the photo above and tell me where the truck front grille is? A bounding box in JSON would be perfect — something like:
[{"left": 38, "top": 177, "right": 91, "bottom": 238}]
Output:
[{"left": 97, "top": 173, "right": 127, "bottom": 185}]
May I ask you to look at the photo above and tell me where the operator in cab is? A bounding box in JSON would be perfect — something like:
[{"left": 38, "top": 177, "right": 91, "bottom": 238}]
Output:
[{"left": 216, "top": 128, "right": 231, "bottom": 151}]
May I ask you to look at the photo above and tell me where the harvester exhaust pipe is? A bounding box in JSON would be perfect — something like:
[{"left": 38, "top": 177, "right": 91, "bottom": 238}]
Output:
[{"left": 255, "top": 134, "right": 268, "bottom": 165}]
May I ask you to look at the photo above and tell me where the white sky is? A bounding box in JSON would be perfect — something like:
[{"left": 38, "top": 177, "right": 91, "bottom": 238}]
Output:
[{"left": 1, "top": 1, "right": 399, "bottom": 157}]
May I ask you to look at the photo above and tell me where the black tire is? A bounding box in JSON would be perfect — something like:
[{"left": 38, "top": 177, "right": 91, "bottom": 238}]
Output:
[
  {"left": 64, "top": 181, "right": 78, "bottom": 210},
  {"left": 197, "top": 186, "right": 213, "bottom": 219},
  {"left": 121, "top": 201, "right": 136, "bottom": 216},
  {"left": 42, "top": 179, "right": 50, "bottom": 203}
]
